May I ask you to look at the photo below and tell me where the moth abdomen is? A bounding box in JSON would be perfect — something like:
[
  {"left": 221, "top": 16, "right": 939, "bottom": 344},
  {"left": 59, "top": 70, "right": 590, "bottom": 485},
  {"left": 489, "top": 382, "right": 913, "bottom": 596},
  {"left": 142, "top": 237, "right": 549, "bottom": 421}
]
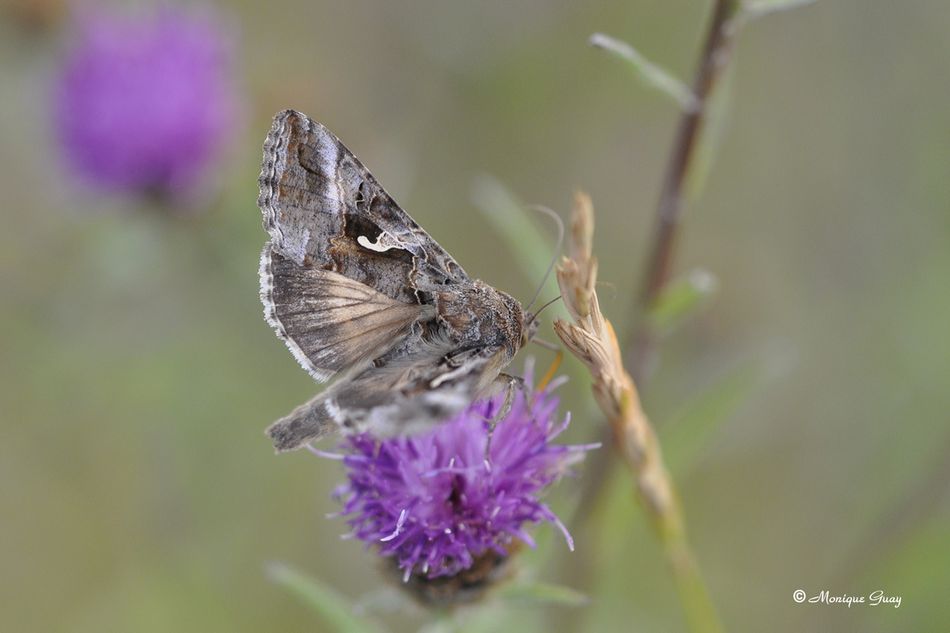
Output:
[{"left": 267, "top": 394, "right": 337, "bottom": 452}]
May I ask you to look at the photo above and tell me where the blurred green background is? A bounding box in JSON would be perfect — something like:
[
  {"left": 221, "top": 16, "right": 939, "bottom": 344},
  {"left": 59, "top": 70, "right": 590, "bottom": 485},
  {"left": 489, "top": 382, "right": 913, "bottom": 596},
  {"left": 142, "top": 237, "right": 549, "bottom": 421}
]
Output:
[{"left": 1, "top": 1, "right": 948, "bottom": 631}]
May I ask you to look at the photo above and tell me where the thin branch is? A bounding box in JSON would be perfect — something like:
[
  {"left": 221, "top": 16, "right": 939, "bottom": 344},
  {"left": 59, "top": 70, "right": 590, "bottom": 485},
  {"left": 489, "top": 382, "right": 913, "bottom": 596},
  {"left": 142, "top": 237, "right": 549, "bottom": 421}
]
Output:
[
  {"left": 629, "top": 0, "right": 742, "bottom": 379},
  {"left": 574, "top": 0, "right": 744, "bottom": 529}
]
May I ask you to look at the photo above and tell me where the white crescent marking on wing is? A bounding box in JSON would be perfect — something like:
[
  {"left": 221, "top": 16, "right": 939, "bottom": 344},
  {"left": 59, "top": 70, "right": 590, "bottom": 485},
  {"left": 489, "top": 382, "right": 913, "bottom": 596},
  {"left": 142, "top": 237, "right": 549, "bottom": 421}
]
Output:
[{"left": 357, "top": 234, "right": 398, "bottom": 252}]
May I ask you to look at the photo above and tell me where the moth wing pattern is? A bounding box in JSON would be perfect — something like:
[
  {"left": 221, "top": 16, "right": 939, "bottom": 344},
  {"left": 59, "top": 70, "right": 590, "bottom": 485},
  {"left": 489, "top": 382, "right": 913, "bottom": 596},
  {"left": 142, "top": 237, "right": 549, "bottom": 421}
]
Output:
[
  {"left": 259, "top": 246, "right": 433, "bottom": 382},
  {"left": 258, "top": 109, "right": 469, "bottom": 304},
  {"left": 266, "top": 343, "right": 511, "bottom": 452}
]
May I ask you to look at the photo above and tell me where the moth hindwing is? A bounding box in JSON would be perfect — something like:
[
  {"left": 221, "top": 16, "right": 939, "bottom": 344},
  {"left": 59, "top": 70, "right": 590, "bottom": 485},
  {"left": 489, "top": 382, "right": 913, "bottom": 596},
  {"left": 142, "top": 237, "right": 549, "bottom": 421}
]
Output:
[{"left": 258, "top": 109, "right": 530, "bottom": 451}]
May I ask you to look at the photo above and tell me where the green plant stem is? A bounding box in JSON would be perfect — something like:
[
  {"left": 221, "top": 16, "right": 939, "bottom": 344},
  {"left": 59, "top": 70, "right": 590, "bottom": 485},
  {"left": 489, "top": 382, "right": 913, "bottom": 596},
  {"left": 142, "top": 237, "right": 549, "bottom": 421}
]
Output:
[
  {"left": 654, "top": 496, "right": 724, "bottom": 633},
  {"left": 622, "top": 383, "right": 725, "bottom": 633}
]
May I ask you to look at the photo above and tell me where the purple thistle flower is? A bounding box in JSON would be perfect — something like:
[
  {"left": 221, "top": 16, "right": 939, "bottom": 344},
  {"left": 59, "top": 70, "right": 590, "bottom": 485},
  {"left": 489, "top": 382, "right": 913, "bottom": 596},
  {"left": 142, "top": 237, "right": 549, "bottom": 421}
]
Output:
[
  {"left": 53, "top": 5, "right": 238, "bottom": 196},
  {"left": 318, "top": 373, "right": 595, "bottom": 583}
]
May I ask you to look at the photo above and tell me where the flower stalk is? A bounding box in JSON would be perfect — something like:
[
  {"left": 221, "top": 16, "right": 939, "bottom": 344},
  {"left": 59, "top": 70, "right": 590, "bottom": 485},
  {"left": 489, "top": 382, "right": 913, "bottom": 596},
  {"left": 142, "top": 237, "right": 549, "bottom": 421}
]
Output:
[{"left": 554, "top": 193, "right": 723, "bottom": 633}]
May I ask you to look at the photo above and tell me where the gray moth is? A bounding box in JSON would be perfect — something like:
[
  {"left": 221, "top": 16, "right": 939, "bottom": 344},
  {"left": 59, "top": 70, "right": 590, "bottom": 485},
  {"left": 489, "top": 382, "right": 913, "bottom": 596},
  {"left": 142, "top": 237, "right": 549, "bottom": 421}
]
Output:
[{"left": 258, "top": 110, "right": 536, "bottom": 452}]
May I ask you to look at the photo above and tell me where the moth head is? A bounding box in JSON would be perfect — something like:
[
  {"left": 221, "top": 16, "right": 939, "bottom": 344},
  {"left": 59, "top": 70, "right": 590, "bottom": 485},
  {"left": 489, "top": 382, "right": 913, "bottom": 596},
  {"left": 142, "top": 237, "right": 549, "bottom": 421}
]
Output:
[
  {"left": 521, "top": 311, "right": 541, "bottom": 348},
  {"left": 521, "top": 294, "right": 560, "bottom": 349}
]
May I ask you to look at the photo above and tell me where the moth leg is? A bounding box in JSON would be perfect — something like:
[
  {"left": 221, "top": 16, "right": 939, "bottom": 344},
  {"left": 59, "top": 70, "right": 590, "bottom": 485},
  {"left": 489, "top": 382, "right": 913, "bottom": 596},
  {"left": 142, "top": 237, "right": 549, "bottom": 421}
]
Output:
[
  {"left": 484, "top": 373, "right": 523, "bottom": 457},
  {"left": 266, "top": 393, "right": 338, "bottom": 452},
  {"left": 495, "top": 373, "right": 525, "bottom": 417}
]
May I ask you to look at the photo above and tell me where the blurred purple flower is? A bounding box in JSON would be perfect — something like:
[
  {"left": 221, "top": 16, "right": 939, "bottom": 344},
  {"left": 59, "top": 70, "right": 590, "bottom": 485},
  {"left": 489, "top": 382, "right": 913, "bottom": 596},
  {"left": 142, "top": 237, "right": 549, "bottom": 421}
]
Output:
[
  {"left": 318, "top": 373, "right": 596, "bottom": 582},
  {"left": 54, "top": 5, "right": 238, "bottom": 196}
]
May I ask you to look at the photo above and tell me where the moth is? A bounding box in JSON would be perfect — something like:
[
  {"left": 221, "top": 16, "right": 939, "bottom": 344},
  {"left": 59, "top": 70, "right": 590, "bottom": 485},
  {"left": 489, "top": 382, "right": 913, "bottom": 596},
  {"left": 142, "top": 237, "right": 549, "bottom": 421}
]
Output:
[{"left": 258, "top": 110, "right": 538, "bottom": 452}]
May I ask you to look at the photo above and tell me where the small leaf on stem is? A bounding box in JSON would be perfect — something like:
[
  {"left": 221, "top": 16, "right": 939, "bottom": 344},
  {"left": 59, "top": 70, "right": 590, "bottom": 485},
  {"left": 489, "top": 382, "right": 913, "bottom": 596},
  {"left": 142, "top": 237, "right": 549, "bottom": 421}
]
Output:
[
  {"left": 742, "top": 0, "right": 818, "bottom": 23},
  {"left": 589, "top": 33, "right": 698, "bottom": 112}
]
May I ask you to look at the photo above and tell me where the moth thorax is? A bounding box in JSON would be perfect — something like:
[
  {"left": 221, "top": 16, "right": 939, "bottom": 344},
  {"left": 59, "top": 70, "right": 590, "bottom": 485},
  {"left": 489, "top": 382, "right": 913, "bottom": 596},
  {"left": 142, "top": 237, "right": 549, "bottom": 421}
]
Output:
[{"left": 435, "top": 281, "right": 525, "bottom": 355}]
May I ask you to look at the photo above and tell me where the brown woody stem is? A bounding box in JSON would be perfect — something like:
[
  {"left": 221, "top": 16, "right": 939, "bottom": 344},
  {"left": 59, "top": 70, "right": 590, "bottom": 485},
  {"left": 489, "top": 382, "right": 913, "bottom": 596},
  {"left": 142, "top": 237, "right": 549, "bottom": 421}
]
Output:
[
  {"left": 629, "top": 0, "right": 741, "bottom": 378},
  {"left": 565, "top": 3, "right": 743, "bottom": 632}
]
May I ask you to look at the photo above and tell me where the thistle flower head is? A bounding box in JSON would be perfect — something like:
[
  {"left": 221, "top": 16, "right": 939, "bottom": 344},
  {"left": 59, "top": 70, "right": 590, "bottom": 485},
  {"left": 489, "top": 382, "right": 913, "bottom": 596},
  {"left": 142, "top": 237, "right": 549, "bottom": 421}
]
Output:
[
  {"left": 325, "top": 373, "right": 593, "bottom": 583},
  {"left": 54, "top": 5, "right": 238, "bottom": 196}
]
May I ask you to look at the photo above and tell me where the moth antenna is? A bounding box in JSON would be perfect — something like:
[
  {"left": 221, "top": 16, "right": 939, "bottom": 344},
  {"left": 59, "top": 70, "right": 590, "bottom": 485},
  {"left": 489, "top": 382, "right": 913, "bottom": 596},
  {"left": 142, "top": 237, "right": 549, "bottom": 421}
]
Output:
[
  {"left": 525, "top": 295, "right": 562, "bottom": 329},
  {"left": 524, "top": 205, "right": 565, "bottom": 312}
]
